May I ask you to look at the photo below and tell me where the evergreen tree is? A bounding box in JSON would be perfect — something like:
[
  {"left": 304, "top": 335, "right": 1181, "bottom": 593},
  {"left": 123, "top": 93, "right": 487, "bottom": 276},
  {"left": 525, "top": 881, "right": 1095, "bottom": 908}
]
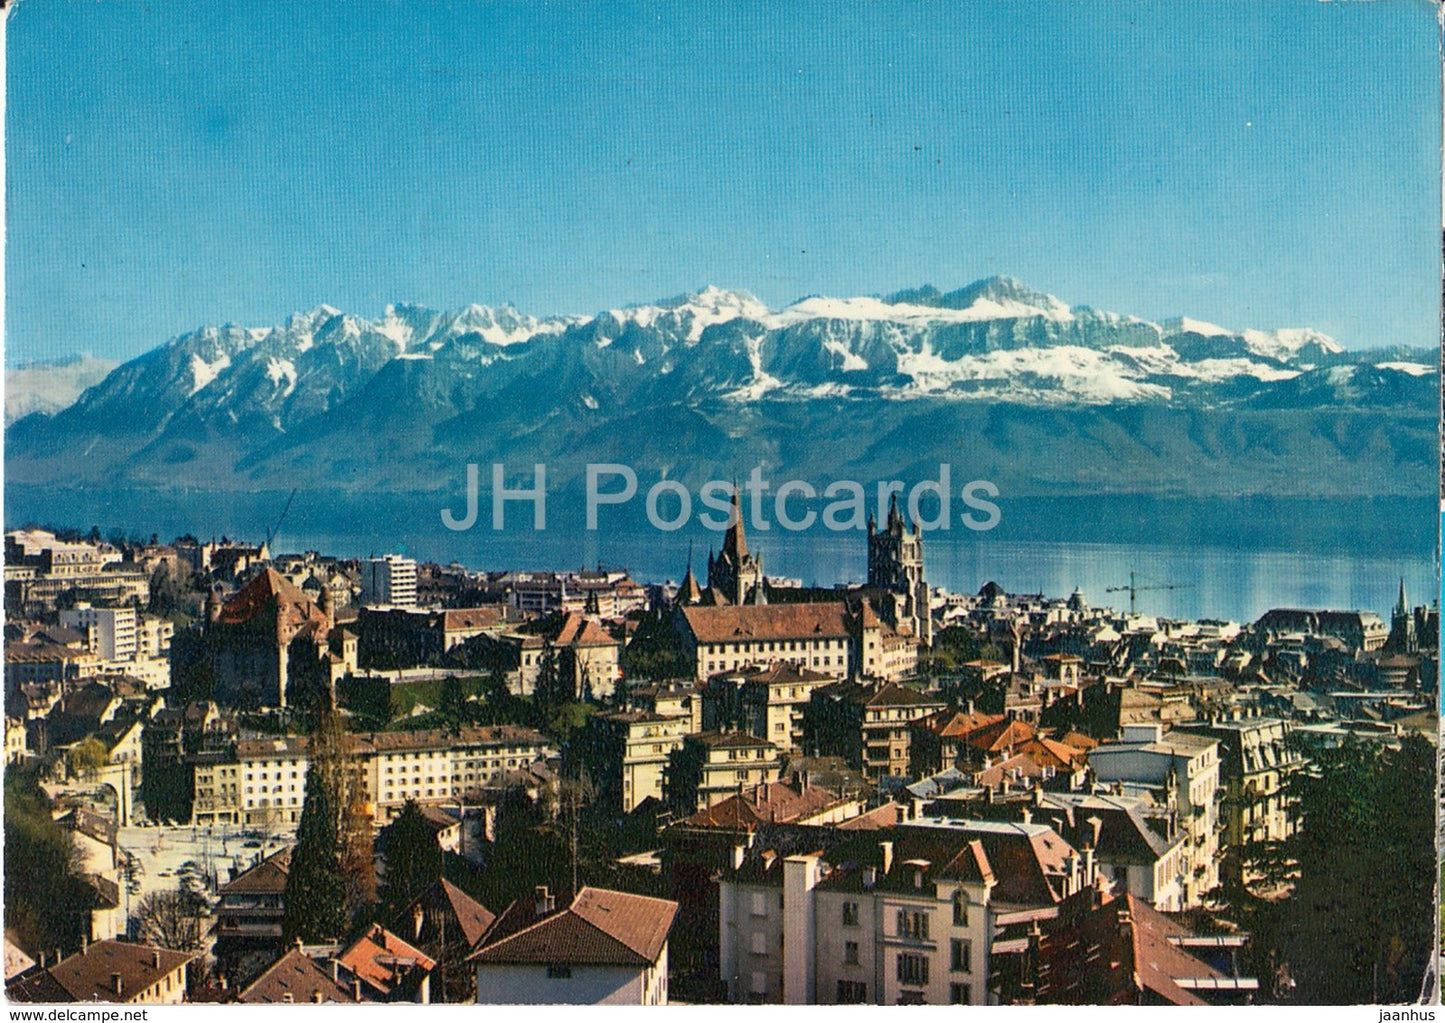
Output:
[
  {"left": 1276, "top": 733, "right": 1435, "bottom": 1003},
  {"left": 379, "top": 800, "right": 441, "bottom": 916},
  {"left": 309, "top": 700, "right": 376, "bottom": 923},
  {"left": 282, "top": 763, "right": 347, "bottom": 943}
]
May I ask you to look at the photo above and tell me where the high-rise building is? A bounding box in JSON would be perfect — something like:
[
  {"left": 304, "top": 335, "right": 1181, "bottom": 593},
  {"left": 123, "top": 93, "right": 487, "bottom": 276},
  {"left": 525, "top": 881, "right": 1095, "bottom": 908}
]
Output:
[{"left": 362, "top": 555, "right": 418, "bottom": 607}]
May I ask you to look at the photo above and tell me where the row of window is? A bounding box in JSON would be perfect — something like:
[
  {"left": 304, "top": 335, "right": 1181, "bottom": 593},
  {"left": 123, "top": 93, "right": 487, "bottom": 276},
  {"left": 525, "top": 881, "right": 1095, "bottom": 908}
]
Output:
[{"left": 840, "top": 893, "right": 969, "bottom": 929}]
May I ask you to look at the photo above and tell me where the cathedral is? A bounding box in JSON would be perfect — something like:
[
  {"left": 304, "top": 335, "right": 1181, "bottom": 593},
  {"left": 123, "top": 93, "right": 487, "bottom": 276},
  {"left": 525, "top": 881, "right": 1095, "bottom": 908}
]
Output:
[
  {"left": 702, "top": 491, "right": 766, "bottom": 606},
  {"left": 867, "top": 493, "right": 933, "bottom": 646}
]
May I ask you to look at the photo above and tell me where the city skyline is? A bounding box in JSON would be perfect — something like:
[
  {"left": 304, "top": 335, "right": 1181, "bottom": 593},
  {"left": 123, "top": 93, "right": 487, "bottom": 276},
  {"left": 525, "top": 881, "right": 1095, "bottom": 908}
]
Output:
[{"left": 7, "top": 1, "right": 1441, "bottom": 365}]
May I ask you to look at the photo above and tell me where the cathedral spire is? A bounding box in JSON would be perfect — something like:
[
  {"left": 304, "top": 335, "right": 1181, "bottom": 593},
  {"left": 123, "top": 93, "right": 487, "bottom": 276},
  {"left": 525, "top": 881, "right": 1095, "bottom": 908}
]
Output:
[
  {"left": 1396, "top": 576, "right": 1408, "bottom": 616},
  {"left": 723, "top": 486, "right": 748, "bottom": 560},
  {"left": 887, "top": 491, "right": 903, "bottom": 532}
]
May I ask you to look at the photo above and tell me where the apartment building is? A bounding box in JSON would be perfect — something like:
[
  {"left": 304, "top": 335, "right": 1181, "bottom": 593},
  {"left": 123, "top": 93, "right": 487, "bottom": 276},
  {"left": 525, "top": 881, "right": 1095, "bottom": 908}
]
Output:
[
  {"left": 573, "top": 710, "right": 690, "bottom": 814},
  {"left": 667, "top": 731, "right": 782, "bottom": 814},
  {"left": 362, "top": 555, "right": 419, "bottom": 608},
  {"left": 1087, "top": 723, "right": 1222, "bottom": 906},
  {"left": 233, "top": 726, "right": 554, "bottom": 827},
  {"left": 60, "top": 604, "right": 138, "bottom": 661},
  {"left": 719, "top": 817, "right": 1094, "bottom": 1005}
]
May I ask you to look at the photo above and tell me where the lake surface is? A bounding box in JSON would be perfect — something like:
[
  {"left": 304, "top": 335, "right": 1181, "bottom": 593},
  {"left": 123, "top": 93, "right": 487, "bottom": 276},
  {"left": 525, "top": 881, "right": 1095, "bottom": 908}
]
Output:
[{"left": 6, "top": 486, "right": 1436, "bottom": 624}]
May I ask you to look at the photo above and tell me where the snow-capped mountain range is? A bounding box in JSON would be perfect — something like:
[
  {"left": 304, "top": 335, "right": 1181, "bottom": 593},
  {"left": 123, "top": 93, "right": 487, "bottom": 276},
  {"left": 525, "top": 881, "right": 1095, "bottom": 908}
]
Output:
[{"left": 6, "top": 277, "right": 1435, "bottom": 497}]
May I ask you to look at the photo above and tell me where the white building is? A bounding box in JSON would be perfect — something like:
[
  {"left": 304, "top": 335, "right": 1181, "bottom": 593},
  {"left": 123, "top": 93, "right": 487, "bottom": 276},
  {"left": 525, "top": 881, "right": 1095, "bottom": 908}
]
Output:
[
  {"left": 1087, "top": 723, "right": 1222, "bottom": 906},
  {"left": 471, "top": 887, "right": 677, "bottom": 1004},
  {"left": 61, "top": 604, "right": 139, "bottom": 660},
  {"left": 239, "top": 737, "right": 311, "bottom": 828},
  {"left": 719, "top": 817, "right": 1095, "bottom": 1005},
  {"left": 362, "top": 555, "right": 418, "bottom": 608}
]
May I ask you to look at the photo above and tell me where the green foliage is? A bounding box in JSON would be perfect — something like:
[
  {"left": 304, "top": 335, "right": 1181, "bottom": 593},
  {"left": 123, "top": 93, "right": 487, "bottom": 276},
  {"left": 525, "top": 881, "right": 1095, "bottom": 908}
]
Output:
[
  {"left": 1271, "top": 734, "right": 1434, "bottom": 1003},
  {"left": 3, "top": 769, "right": 87, "bottom": 955},
  {"left": 282, "top": 766, "right": 347, "bottom": 943},
  {"left": 918, "top": 625, "right": 982, "bottom": 676},
  {"left": 65, "top": 737, "right": 109, "bottom": 778},
  {"left": 620, "top": 612, "right": 691, "bottom": 681},
  {"left": 379, "top": 801, "right": 442, "bottom": 916}
]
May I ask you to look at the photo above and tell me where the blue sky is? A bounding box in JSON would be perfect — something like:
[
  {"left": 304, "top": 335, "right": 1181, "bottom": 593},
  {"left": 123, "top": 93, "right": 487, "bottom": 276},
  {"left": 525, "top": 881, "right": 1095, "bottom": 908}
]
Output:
[{"left": 7, "top": 0, "right": 1441, "bottom": 364}]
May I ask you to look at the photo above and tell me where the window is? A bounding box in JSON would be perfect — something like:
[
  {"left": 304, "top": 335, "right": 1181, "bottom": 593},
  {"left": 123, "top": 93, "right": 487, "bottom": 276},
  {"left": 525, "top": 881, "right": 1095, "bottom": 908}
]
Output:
[
  {"left": 750, "top": 931, "right": 768, "bottom": 955},
  {"left": 951, "top": 939, "right": 971, "bottom": 973},
  {"left": 547, "top": 965, "right": 572, "bottom": 979},
  {"left": 843, "top": 940, "right": 860, "bottom": 965},
  {"left": 950, "top": 983, "right": 971, "bottom": 1004},
  {"left": 952, "top": 890, "right": 969, "bottom": 926},
  {"left": 896, "top": 909, "right": 929, "bottom": 940},
  {"left": 842, "top": 901, "right": 860, "bottom": 926},
  {"left": 898, "top": 990, "right": 925, "bottom": 1005},
  {"left": 836, "top": 980, "right": 868, "bottom": 1004},
  {"left": 751, "top": 891, "right": 768, "bottom": 917},
  {"left": 897, "top": 952, "right": 929, "bottom": 987}
]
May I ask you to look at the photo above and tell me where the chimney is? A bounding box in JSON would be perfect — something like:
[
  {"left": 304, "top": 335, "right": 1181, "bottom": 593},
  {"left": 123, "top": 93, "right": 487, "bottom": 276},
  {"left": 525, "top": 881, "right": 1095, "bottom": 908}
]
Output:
[
  {"left": 879, "top": 841, "right": 894, "bottom": 876},
  {"left": 111, "top": 973, "right": 124, "bottom": 996},
  {"left": 413, "top": 904, "right": 425, "bottom": 942},
  {"left": 1082, "top": 845, "right": 1096, "bottom": 885},
  {"left": 534, "top": 885, "right": 555, "bottom": 915},
  {"left": 1021, "top": 807, "right": 1032, "bottom": 825},
  {"left": 219, "top": 975, "right": 228, "bottom": 991},
  {"left": 732, "top": 844, "right": 747, "bottom": 870},
  {"left": 331, "top": 960, "right": 340, "bottom": 983},
  {"left": 151, "top": 950, "right": 161, "bottom": 969},
  {"left": 862, "top": 866, "right": 877, "bottom": 889},
  {"left": 352, "top": 979, "right": 363, "bottom": 1001}
]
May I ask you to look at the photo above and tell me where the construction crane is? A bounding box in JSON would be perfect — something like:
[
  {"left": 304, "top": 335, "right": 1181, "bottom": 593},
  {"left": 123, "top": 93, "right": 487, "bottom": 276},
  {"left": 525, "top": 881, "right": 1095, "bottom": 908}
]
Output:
[
  {"left": 265, "top": 487, "right": 298, "bottom": 551},
  {"left": 1105, "top": 570, "right": 1194, "bottom": 615}
]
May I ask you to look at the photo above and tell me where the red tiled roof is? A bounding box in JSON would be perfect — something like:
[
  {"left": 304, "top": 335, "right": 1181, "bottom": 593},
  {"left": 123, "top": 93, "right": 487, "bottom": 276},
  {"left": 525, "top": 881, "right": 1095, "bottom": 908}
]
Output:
[
  {"left": 33, "top": 941, "right": 192, "bottom": 1003},
  {"left": 470, "top": 887, "right": 677, "bottom": 968},
  {"left": 220, "top": 846, "right": 292, "bottom": 896},
  {"left": 682, "top": 603, "right": 851, "bottom": 643},
  {"left": 218, "top": 568, "right": 321, "bottom": 626},
  {"left": 239, "top": 949, "right": 356, "bottom": 1004},
  {"left": 554, "top": 613, "right": 616, "bottom": 648},
  {"left": 969, "top": 717, "right": 1038, "bottom": 753},
  {"left": 394, "top": 878, "right": 496, "bottom": 949},
  {"left": 1035, "top": 892, "right": 1225, "bottom": 1005},
  {"left": 442, "top": 608, "right": 506, "bottom": 631},
  {"left": 335, "top": 925, "right": 435, "bottom": 997}
]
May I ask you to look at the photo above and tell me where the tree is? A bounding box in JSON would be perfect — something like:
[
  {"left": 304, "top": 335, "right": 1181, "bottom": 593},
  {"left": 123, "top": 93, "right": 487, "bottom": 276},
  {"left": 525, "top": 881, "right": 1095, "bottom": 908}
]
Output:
[
  {"left": 136, "top": 887, "right": 207, "bottom": 952},
  {"left": 1274, "top": 733, "right": 1435, "bottom": 1003},
  {"left": 282, "top": 763, "right": 347, "bottom": 943},
  {"left": 4, "top": 768, "right": 88, "bottom": 955},
  {"left": 308, "top": 701, "right": 376, "bottom": 924},
  {"left": 65, "top": 737, "right": 109, "bottom": 779},
  {"left": 439, "top": 676, "right": 467, "bottom": 736},
  {"left": 379, "top": 801, "right": 441, "bottom": 916}
]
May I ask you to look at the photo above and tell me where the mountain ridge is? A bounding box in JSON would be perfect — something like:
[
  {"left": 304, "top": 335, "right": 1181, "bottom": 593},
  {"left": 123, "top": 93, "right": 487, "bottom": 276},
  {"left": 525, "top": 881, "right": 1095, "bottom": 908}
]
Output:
[{"left": 6, "top": 277, "right": 1435, "bottom": 500}]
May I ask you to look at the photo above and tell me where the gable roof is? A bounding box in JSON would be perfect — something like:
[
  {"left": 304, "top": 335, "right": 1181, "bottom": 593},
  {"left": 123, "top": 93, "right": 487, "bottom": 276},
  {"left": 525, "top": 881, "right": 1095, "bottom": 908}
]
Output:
[
  {"left": 1035, "top": 892, "right": 1228, "bottom": 1005},
  {"left": 24, "top": 941, "right": 192, "bottom": 1003},
  {"left": 469, "top": 887, "right": 677, "bottom": 968},
  {"left": 394, "top": 878, "right": 497, "bottom": 949},
  {"left": 239, "top": 949, "right": 356, "bottom": 1004},
  {"left": 220, "top": 846, "right": 292, "bottom": 895},
  {"left": 335, "top": 925, "right": 435, "bottom": 997},
  {"left": 682, "top": 603, "right": 851, "bottom": 643}
]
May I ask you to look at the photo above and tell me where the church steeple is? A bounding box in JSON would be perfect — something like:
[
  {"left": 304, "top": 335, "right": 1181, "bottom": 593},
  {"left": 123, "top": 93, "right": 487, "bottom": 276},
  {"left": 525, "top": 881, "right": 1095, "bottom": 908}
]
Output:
[
  {"left": 1396, "top": 576, "right": 1409, "bottom": 617},
  {"left": 723, "top": 487, "right": 748, "bottom": 560}
]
